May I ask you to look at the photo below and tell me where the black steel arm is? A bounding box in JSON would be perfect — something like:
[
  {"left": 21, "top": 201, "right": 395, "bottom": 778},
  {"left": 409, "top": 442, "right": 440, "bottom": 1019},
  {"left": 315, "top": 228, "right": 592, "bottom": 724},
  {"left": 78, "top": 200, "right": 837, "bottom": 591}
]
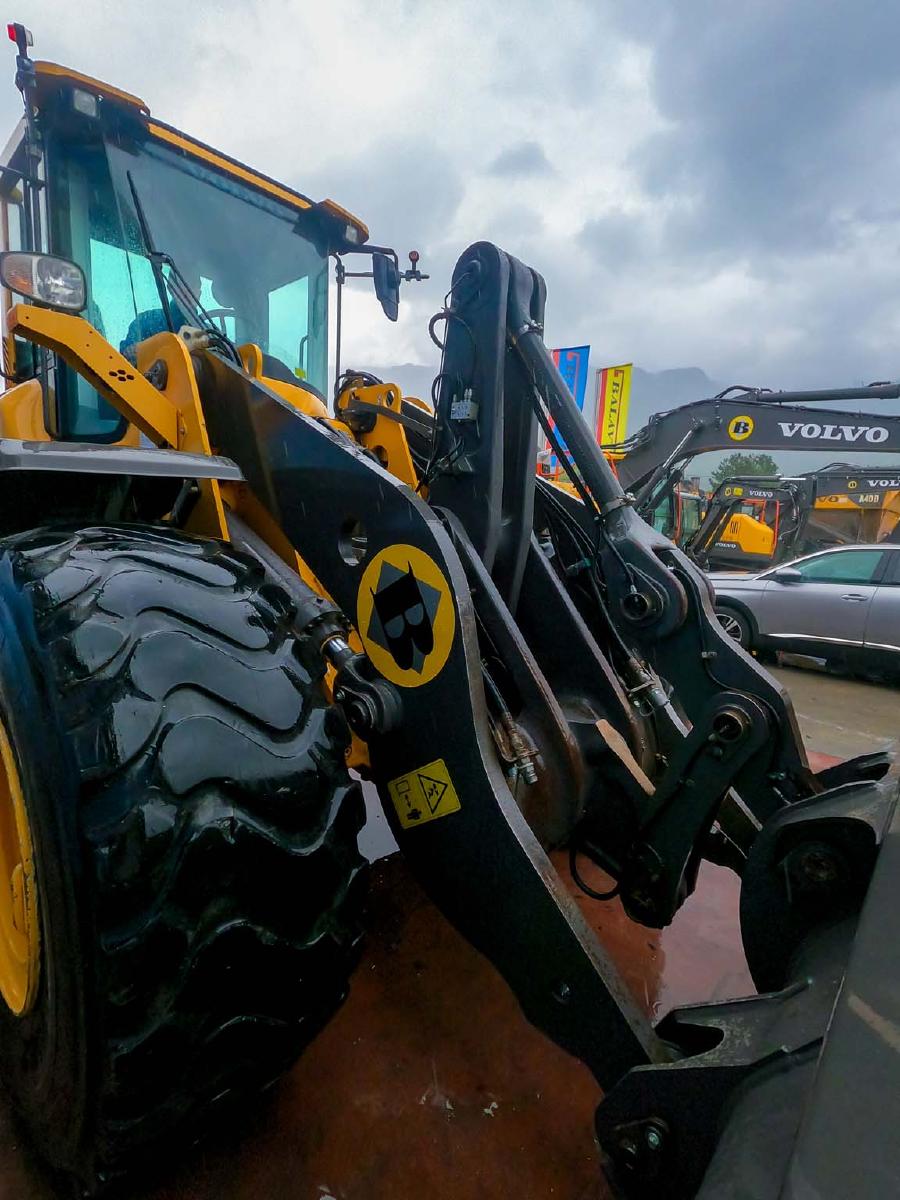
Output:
[
  {"left": 193, "top": 344, "right": 666, "bottom": 1092},
  {"left": 428, "top": 243, "right": 830, "bottom": 923},
  {"left": 811, "top": 463, "right": 900, "bottom": 494}
]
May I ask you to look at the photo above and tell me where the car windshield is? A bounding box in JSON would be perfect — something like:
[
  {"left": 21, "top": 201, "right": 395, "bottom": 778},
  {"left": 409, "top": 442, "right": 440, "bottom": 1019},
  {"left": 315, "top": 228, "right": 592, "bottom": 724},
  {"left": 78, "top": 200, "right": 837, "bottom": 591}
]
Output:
[{"left": 46, "top": 126, "right": 329, "bottom": 438}]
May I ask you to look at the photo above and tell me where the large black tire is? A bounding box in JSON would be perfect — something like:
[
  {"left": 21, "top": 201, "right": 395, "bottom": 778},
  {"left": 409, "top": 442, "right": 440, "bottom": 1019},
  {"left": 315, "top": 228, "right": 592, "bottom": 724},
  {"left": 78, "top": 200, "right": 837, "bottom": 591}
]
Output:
[{"left": 0, "top": 524, "right": 366, "bottom": 1192}]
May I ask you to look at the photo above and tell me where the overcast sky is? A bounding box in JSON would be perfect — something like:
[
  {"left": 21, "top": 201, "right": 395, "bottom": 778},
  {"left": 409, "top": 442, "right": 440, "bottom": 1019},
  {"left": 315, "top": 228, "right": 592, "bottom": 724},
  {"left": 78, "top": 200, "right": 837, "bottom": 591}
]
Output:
[{"left": 9, "top": 1, "right": 900, "bottom": 397}]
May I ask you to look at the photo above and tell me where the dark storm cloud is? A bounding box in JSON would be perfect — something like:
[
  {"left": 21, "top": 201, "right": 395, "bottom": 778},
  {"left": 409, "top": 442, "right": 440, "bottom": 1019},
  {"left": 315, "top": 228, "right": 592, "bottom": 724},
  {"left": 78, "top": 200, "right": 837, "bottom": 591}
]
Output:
[
  {"left": 300, "top": 137, "right": 465, "bottom": 256},
  {"left": 487, "top": 140, "right": 555, "bottom": 177},
  {"left": 578, "top": 210, "right": 648, "bottom": 267},
  {"left": 614, "top": 1, "right": 900, "bottom": 261}
]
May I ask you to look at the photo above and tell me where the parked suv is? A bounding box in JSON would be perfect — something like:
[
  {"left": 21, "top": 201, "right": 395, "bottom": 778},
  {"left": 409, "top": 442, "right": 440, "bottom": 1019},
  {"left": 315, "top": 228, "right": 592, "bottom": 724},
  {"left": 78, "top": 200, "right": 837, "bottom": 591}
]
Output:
[{"left": 710, "top": 544, "right": 900, "bottom": 675}]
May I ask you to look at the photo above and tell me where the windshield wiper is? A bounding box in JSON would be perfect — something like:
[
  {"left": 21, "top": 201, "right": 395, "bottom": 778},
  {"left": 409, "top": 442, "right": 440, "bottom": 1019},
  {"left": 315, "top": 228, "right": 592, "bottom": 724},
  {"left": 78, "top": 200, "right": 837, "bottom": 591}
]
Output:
[
  {"left": 126, "top": 171, "right": 178, "bottom": 332},
  {"left": 126, "top": 170, "right": 242, "bottom": 364}
]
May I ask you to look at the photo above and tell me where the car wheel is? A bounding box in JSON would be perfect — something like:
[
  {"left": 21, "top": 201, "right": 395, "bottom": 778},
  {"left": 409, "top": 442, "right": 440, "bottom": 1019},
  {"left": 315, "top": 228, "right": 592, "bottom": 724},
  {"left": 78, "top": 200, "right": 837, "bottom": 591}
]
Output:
[{"left": 715, "top": 605, "right": 752, "bottom": 649}]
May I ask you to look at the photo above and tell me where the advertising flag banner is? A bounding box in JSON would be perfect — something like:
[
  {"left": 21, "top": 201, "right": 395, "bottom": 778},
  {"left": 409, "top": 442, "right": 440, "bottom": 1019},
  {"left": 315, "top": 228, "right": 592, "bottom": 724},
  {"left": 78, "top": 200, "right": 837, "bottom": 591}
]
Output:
[
  {"left": 595, "top": 364, "right": 632, "bottom": 446},
  {"left": 542, "top": 345, "right": 590, "bottom": 475},
  {"left": 551, "top": 345, "right": 590, "bottom": 412}
]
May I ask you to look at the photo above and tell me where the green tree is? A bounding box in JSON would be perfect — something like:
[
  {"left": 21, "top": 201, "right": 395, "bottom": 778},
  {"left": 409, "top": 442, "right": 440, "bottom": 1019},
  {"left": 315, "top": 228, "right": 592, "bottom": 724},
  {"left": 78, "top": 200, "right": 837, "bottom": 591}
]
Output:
[{"left": 709, "top": 452, "right": 780, "bottom": 490}]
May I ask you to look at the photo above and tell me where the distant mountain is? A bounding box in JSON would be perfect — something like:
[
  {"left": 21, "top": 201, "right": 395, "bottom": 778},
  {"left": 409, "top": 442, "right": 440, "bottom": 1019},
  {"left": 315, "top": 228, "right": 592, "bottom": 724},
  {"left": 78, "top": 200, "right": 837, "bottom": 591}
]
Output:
[
  {"left": 627, "top": 366, "right": 724, "bottom": 433},
  {"left": 363, "top": 362, "right": 437, "bottom": 404},
  {"left": 367, "top": 362, "right": 900, "bottom": 485},
  {"left": 367, "top": 362, "right": 726, "bottom": 420}
]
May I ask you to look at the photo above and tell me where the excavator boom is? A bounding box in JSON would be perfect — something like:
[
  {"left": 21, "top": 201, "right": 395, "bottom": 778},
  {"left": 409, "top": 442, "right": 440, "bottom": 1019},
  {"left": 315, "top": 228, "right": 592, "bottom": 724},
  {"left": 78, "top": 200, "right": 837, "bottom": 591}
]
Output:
[{"left": 615, "top": 387, "right": 900, "bottom": 499}]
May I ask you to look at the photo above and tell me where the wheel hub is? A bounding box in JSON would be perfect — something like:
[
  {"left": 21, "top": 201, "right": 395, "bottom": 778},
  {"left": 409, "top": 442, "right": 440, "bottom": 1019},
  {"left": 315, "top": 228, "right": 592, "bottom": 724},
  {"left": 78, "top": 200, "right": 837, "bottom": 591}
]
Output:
[{"left": 717, "top": 613, "right": 743, "bottom": 641}]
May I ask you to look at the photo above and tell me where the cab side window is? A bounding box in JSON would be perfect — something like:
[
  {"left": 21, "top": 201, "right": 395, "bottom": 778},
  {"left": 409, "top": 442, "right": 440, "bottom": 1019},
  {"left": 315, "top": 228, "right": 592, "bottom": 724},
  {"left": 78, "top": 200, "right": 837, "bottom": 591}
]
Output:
[{"left": 794, "top": 549, "right": 883, "bottom": 585}]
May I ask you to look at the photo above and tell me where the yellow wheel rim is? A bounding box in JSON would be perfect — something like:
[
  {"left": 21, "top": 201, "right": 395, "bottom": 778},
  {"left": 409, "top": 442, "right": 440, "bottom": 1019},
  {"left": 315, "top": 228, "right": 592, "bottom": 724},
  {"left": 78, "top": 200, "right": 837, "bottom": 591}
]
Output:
[{"left": 0, "top": 717, "right": 39, "bottom": 1015}]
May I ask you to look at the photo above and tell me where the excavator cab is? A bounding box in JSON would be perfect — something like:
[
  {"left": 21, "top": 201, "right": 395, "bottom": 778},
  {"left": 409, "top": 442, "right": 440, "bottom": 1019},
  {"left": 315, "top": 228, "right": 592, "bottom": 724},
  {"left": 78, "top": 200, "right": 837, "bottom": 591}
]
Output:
[
  {"left": 687, "top": 478, "right": 803, "bottom": 570},
  {"left": 649, "top": 481, "right": 704, "bottom": 545}
]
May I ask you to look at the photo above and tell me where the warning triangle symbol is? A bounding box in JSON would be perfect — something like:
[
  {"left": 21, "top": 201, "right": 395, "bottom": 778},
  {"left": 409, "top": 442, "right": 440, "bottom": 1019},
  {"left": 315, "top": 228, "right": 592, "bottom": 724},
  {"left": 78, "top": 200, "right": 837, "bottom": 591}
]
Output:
[{"left": 417, "top": 773, "right": 449, "bottom": 814}]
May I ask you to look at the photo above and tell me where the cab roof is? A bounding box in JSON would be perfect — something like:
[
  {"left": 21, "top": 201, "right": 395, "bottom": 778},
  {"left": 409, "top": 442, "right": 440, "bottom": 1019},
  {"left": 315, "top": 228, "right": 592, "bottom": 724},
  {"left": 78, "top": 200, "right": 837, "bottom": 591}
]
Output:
[{"left": 31, "top": 61, "right": 369, "bottom": 243}]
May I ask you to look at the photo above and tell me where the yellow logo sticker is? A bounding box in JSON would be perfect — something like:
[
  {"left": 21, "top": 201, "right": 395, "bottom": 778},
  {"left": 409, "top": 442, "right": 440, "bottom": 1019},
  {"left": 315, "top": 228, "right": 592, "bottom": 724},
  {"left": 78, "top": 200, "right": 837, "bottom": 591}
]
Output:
[
  {"left": 357, "top": 544, "right": 455, "bottom": 688},
  {"left": 848, "top": 479, "right": 858, "bottom": 489},
  {"left": 727, "top": 415, "right": 754, "bottom": 441},
  {"left": 388, "top": 758, "right": 461, "bottom": 829}
]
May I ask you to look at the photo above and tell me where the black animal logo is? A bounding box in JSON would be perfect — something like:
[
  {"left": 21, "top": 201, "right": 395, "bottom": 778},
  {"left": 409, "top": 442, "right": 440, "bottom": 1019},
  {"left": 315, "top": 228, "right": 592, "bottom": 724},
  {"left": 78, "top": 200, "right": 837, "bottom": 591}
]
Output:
[{"left": 371, "top": 565, "right": 435, "bottom": 671}]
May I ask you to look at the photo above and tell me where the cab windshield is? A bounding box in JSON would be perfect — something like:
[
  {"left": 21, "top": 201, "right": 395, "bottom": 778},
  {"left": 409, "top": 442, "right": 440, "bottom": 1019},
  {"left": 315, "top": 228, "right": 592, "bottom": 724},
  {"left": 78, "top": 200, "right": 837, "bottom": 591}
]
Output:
[{"left": 46, "top": 124, "right": 328, "bottom": 438}]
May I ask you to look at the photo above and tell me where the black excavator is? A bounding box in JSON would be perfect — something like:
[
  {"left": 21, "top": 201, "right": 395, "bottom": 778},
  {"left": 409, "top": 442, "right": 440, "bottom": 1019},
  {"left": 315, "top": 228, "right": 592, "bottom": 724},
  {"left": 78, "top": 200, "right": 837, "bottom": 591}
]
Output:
[{"left": 0, "top": 26, "right": 897, "bottom": 1200}]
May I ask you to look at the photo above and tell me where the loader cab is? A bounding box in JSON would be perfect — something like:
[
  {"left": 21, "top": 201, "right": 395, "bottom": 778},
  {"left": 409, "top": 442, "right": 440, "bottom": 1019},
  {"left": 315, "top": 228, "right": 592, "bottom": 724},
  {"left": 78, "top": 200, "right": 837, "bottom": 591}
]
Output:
[{"left": 0, "top": 60, "right": 368, "bottom": 442}]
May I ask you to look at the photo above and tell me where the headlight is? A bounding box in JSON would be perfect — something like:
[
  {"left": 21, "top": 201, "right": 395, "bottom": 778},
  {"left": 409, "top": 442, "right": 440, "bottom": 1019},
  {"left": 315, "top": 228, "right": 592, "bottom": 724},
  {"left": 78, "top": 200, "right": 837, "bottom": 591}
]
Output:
[{"left": 0, "top": 252, "right": 86, "bottom": 312}]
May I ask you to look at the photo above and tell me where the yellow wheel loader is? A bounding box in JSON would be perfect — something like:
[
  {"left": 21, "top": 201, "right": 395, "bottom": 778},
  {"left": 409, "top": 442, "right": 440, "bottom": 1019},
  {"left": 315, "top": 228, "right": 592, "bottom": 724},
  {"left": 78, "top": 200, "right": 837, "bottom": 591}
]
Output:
[{"left": 0, "top": 24, "right": 898, "bottom": 1200}]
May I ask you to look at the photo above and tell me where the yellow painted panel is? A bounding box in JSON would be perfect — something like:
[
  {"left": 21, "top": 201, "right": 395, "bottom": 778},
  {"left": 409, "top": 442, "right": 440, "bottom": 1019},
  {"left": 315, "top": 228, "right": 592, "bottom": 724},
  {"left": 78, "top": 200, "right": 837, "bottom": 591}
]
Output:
[
  {"left": 336, "top": 380, "right": 419, "bottom": 488},
  {"left": 356, "top": 544, "right": 455, "bottom": 689},
  {"left": 0, "top": 380, "right": 47, "bottom": 440},
  {"left": 7, "top": 306, "right": 179, "bottom": 447}
]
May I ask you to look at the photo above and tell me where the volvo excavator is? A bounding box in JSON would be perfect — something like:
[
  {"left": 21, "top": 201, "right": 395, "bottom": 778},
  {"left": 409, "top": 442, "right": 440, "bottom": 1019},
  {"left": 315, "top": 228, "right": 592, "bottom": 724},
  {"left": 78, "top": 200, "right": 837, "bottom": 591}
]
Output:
[
  {"left": 612, "top": 382, "right": 900, "bottom": 528},
  {"left": 0, "top": 25, "right": 898, "bottom": 1200},
  {"left": 550, "top": 383, "right": 900, "bottom": 550},
  {"left": 688, "top": 464, "right": 900, "bottom": 571}
]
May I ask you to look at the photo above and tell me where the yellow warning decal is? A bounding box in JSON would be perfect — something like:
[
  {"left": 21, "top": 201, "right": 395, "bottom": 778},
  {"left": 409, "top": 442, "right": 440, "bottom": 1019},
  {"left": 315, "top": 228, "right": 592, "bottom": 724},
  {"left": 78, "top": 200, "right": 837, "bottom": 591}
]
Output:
[
  {"left": 357, "top": 544, "right": 455, "bottom": 688},
  {"left": 387, "top": 758, "right": 461, "bottom": 829},
  {"left": 727, "top": 414, "right": 754, "bottom": 441}
]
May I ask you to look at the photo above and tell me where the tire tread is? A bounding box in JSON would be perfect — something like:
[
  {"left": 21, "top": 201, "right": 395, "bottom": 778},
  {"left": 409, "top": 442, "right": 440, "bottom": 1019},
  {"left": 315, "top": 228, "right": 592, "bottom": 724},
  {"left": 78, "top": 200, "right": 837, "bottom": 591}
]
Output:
[{"left": 4, "top": 524, "right": 365, "bottom": 1187}]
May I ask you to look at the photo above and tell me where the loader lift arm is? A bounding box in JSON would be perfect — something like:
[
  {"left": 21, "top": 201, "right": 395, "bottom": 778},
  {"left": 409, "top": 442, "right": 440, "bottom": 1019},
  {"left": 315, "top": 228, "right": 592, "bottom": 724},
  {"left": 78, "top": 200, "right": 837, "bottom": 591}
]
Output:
[{"left": 185, "top": 243, "right": 897, "bottom": 1197}]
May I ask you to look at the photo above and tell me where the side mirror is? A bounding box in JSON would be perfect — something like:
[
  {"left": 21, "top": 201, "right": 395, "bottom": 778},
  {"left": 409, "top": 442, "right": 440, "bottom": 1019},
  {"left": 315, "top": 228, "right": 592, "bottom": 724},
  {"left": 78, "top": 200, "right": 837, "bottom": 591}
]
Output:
[
  {"left": 372, "top": 252, "right": 400, "bottom": 322},
  {"left": 772, "top": 566, "right": 803, "bottom": 584}
]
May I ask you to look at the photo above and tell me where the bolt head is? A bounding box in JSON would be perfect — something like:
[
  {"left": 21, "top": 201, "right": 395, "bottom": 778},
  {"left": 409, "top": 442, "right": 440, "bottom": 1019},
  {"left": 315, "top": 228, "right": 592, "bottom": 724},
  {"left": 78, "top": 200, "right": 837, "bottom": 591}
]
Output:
[{"left": 645, "top": 1126, "right": 663, "bottom": 1151}]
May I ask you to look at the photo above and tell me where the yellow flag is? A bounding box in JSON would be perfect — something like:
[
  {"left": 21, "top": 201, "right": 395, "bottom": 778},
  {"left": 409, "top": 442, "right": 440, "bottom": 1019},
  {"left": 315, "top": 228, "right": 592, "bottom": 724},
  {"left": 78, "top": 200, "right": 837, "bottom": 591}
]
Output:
[{"left": 595, "top": 364, "right": 632, "bottom": 446}]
